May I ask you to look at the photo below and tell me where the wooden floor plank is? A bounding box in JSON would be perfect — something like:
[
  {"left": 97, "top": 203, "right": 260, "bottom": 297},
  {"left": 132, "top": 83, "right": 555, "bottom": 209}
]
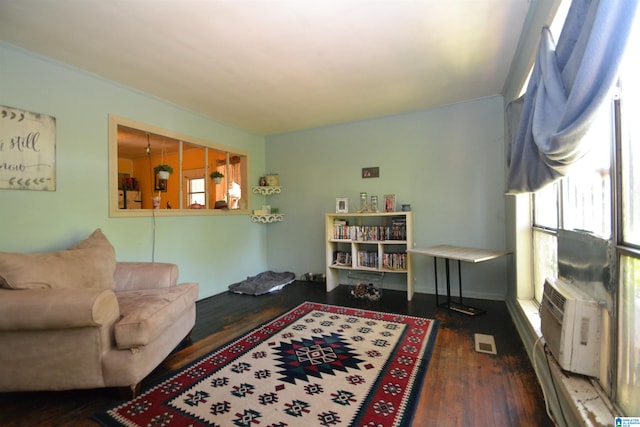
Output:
[{"left": 0, "top": 281, "right": 553, "bottom": 426}]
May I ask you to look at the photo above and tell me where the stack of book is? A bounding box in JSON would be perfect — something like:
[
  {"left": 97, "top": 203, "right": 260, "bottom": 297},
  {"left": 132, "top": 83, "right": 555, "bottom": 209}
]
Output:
[
  {"left": 390, "top": 216, "right": 407, "bottom": 240},
  {"left": 332, "top": 225, "right": 407, "bottom": 241},
  {"left": 332, "top": 251, "right": 352, "bottom": 266},
  {"left": 382, "top": 252, "right": 407, "bottom": 270},
  {"left": 357, "top": 251, "right": 378, "bottom": 268}
]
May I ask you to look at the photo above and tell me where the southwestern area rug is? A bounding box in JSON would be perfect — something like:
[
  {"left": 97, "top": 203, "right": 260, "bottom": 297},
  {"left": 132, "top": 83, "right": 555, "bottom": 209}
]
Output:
[{"left": 94, "top": 302, "right": 439, "bottom": 427}]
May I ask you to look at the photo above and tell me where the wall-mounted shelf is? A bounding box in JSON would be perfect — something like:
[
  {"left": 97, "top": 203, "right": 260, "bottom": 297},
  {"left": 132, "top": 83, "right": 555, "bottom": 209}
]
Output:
[
  {"left": 250, "top": 214, "right": 284, "bottom": 223},
  {"left": 252, "top": 186, "right": 281, "bottom": 195},
  {"left": 251, "top": 185, "right": 283, "bottom": 223}
]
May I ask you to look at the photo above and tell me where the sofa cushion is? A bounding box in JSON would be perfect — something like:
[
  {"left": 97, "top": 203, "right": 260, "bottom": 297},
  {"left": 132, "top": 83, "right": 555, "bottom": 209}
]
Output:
[
  {"left": 0, "top": 229, "right": 116, "bottom": 290},
  {"left": 114, "top": 282, "right": 198, "bottom": 349}
]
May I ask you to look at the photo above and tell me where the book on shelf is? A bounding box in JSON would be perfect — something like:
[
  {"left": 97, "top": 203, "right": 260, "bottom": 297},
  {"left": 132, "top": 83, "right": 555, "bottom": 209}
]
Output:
[
  {"left": 382, "top": 252, "right": 407, "bottom": 270},
  {"left": 332, "top": 250, "right": 352, "bottom": 266},
  {"left": 333, "top": 225, "right": 407, "bottom": 241},
  {"left": 357, "top": 251, "right": 378, "bottom": 268}
]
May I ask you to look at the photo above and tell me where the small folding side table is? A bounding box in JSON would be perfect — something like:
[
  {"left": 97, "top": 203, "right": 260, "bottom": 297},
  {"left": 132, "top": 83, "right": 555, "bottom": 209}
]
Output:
[{"left": 408, "top": 245, "right": 511, "bottom": 316}]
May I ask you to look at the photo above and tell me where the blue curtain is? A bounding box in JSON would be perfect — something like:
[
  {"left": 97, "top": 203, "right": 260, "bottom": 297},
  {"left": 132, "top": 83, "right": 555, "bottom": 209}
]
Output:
[{"left": 506, "top": 0, "right": 638, "bottom": 193}]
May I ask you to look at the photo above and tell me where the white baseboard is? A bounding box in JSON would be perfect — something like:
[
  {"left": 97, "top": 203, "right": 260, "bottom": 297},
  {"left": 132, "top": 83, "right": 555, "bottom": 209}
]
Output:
[{"left": 410, "top": 285, "right": 506, "bottom": 301}]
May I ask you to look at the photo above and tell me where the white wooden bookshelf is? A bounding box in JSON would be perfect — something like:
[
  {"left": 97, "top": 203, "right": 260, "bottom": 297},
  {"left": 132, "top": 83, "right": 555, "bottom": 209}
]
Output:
[{"left": 325, "top": 211, "right": 414, "bottom": 300}]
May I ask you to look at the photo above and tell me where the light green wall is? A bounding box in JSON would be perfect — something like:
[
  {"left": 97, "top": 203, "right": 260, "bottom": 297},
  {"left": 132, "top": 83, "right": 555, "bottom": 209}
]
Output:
[
  {"left": 265, "top": 96, "right": 509, "bottom": 300},
  {"left": 0, "top": 42, "right": 268, "bottom": 299},
  {"left": 1, "top": 0, "right": 556, "bottom": 303}
]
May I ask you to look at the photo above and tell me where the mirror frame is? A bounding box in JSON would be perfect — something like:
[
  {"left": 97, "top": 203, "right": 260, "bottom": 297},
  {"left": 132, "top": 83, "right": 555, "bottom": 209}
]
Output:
[{"left": 109, "top": 115, "right": 250, "bottom": 217}]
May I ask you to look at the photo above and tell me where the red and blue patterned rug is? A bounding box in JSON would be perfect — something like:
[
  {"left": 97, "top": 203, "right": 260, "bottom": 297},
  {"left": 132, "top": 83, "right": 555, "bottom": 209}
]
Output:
[{"left": 94, "top": 302, "right": 439, "bottom": 427}]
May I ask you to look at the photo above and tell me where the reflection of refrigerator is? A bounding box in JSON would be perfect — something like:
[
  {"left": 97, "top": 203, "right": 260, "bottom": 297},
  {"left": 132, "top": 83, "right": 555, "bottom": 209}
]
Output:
[{"left": 118, "top": 190, "right": 142, "bottom": 209}]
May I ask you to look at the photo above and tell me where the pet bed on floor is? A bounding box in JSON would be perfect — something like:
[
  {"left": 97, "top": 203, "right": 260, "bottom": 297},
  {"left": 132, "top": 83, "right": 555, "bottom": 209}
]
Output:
[{"left": 228, "top": 271, "right": 296, "bottom": 295}]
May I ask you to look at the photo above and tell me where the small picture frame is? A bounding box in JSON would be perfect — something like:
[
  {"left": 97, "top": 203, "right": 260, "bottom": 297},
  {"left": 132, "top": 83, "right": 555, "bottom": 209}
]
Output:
[
  {"left": 384, "top": 194, "right": 396, "bottom": 212},
  {"left": 155, "top": 176, "right": 167, "bottom": 192},
  {"left": 336, "top": 198, "right": 349, "bottom": 213},
  {"left": 362, "top": 167, "right": 379, "bottom": 178}
]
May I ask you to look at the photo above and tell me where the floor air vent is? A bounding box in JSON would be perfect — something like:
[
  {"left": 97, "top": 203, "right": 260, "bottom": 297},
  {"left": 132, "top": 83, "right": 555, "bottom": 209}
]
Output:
[{"left": 474, "top": 333, "right": 497, "bottom": 355}]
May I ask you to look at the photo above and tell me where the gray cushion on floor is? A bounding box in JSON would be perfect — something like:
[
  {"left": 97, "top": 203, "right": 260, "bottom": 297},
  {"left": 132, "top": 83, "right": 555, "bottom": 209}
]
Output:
[{"left": 228, "top": 271, "right": 296, "bottom": 295}]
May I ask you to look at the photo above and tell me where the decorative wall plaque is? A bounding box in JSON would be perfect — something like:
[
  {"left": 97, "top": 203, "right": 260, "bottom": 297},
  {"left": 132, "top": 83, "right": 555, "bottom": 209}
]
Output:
[{"left": 0, "top": 105, "right": 56, "bottom": 191}]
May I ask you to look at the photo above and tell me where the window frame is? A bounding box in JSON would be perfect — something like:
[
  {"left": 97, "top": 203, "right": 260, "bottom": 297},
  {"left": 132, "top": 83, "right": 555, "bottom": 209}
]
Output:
[
  {"left": 522, "top": 0, "right": 640, "bottom": 416},
  {"left": 528, "top": 78, "right": 639, "bottom": 414},
  {"left": 109, "top": 115, "right": 250, "bottom": 217},
  {"left": 183, "top": 170, "right": 206, "bottom": 208}
]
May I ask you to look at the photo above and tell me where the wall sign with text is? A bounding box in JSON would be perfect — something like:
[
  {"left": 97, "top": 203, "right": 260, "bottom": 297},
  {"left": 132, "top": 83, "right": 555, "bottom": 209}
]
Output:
[{"left": 0, "top": 105, "right": 56, "bottom": 191}]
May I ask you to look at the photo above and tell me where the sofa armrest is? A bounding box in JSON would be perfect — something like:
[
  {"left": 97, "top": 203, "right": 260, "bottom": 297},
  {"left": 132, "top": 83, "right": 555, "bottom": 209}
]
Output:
[
  {"left": 114, "top": 262, "right": 179, "bottom": 291},
  {"left": 0, "top": 288, "right": 120, "bottom": 331}
]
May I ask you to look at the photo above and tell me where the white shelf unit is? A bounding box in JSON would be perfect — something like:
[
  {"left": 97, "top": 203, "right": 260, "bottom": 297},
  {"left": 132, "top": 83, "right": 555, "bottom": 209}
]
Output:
[
  {"left": 325, "top": 211, "right": 414, "bottom": 300},
  {"left": 250, "top": 186, "right": 283, "bottom": 223}
]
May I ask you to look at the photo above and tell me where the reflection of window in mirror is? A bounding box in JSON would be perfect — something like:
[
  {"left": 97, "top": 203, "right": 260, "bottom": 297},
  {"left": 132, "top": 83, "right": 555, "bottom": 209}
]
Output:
[{"left": 109, "top": 115, "right": 249, "bottom": 217}]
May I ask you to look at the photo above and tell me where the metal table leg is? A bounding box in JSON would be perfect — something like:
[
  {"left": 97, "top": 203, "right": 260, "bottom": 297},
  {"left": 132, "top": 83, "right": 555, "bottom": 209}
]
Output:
[
  {"left": 458, "top": 260, "right": 463, "bottom": 304},
  {"left": 433, "top": 256, "right": 439, "bottom": 306},
  {"left": 435, "top": 257, "right": 486, "bottom": 316}
]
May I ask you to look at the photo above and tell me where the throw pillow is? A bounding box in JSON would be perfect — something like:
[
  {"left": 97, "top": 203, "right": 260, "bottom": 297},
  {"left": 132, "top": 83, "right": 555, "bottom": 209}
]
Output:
[{"left": 0, "top": 229, "right": 116, "bottom": 290}]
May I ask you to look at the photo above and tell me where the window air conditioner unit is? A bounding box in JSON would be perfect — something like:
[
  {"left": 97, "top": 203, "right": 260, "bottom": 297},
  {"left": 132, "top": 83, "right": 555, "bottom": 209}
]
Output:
[{"left": 540, "top": 278, "right": 601, "bottom": 377}]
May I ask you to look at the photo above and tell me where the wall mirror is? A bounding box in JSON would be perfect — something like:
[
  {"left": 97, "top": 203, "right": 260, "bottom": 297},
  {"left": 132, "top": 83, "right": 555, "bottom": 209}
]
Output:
[{"left": 109, "top": 115, "right": 249, "bottom": 217}]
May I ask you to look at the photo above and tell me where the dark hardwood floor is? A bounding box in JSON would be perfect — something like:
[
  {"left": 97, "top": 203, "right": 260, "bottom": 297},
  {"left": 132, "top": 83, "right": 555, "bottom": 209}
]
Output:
[{"left": 0, "top": 281, "right": 554, "bottom": 426}]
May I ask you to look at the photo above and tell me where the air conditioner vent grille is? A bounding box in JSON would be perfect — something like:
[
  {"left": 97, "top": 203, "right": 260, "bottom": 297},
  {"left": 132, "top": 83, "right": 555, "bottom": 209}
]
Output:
[
  {"left": 550, "top": 288, "right": 566, "bottom": 310},
  {"left": 544, "top": 281, "right": 566, "bottom": 311}
]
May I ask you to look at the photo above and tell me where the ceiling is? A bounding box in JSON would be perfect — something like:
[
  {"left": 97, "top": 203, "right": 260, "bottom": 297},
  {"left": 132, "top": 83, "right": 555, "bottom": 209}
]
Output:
[{"left": 0, "top": 0, "right": 532, "bottom": 136}]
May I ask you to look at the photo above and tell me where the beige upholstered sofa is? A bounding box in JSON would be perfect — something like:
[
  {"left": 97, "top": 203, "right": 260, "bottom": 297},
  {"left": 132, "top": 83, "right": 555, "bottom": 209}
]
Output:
[{"left": 0, "top": 229, "right": 199, "bottom": 397}]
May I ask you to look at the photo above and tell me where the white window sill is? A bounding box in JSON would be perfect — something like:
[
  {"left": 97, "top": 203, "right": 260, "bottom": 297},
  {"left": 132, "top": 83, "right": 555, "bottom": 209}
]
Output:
[
  {"left": 517, "top": 298, "right": 542, "bottom": 334},
  {"left": 516, "top": 299, "right": 618, "bottom": 427}
]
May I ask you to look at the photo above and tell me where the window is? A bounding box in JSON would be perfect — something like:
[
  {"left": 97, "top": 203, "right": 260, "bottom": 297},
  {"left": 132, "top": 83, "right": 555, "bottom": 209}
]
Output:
[
  {"left": 528, "top": 13, "right": 640, "bottom": 414},
  {"left": 618, "top": 254, "right": 640, "bottom": 414},
  {"left": 616, "top": 18, "right": 640, "bottom": 414},
  {"left": 620, "top": 40, "right": 640, "bottom": 247},
  {"left": 561, "top": 102, "right": 613, "bottom": 239},
  {"left": 109, "top": 115, "right": 249, "bottom": 216},
  {"left": 531, "top": 229, "right": 557, "bottom": 302},
  {"left": 533, "top": 181, "right": 558, "bottom": 230},
  {"left": 187, "top": 177, "right": 205, "bottom": 207},
  {"left": 532, "top": 182, "right": 558, "bottom": 302}
]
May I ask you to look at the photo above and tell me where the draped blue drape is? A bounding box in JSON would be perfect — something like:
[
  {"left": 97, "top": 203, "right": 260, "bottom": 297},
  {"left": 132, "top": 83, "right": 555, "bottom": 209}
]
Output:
[{"left": 506, "top": 0, "right": 638, "bottom": 193}]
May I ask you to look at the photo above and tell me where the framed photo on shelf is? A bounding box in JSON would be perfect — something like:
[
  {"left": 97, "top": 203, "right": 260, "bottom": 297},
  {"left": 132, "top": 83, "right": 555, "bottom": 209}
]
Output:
[
  {"left": 384, "top": 194, "right": 396, "bottom": 212},
  {"left": 336, "top": 198, "right": 348, "bottom": 213},
  {"left": 154, "top": 176, "right": 167, "bottom": 192}
]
